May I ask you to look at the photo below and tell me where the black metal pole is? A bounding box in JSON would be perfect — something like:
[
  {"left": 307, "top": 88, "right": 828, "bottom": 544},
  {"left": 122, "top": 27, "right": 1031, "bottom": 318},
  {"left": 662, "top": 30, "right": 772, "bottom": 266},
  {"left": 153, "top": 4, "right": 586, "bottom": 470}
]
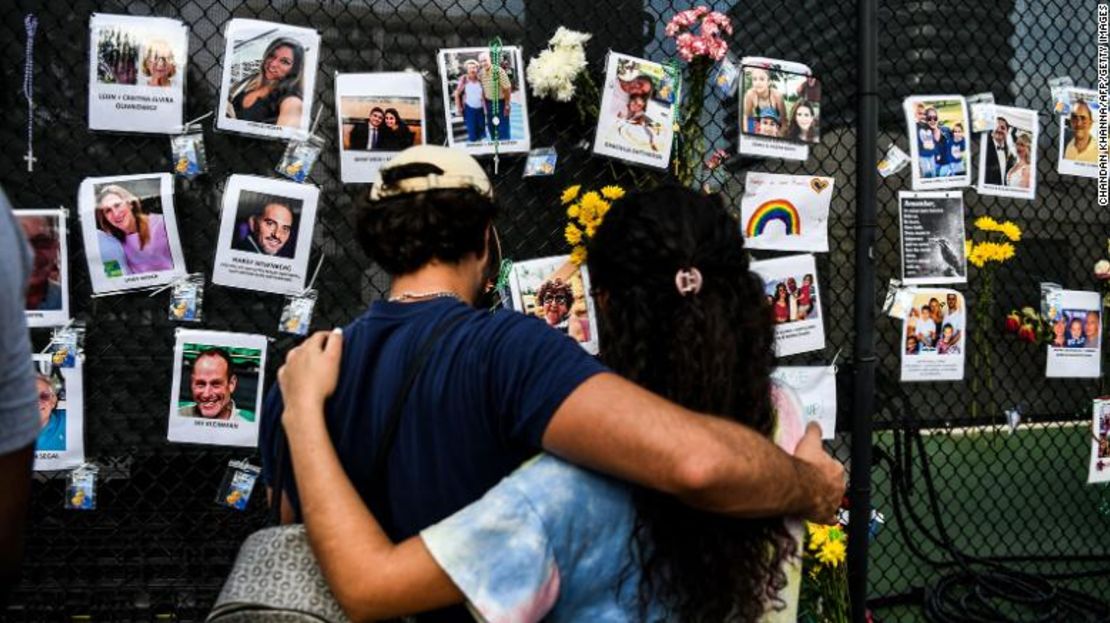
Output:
[{"left": 849, "top": 0, "right": 879, "bottom": 621}]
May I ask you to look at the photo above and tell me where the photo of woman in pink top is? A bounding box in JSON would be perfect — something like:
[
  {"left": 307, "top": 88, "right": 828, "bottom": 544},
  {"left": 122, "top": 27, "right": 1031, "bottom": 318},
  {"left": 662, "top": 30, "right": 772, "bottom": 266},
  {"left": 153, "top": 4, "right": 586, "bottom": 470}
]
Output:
[{"left": 94, "top": 184, "right": 174, "bottom": 274}]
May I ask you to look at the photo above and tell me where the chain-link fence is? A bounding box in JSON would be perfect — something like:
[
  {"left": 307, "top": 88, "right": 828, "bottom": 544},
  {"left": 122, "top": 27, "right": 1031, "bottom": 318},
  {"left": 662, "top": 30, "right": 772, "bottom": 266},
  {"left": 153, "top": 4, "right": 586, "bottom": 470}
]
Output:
[{"left": 0, "top": 0, "right": 1106, "bottom": 621}]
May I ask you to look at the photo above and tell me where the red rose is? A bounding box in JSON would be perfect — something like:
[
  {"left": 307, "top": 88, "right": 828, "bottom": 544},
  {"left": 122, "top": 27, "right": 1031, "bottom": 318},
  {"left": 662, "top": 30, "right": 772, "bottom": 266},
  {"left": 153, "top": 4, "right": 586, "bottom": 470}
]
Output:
[
  {"left": 1018, "top": 324, "right": 1037, "bottom": 343},
  {"left": 1004, "top": 312, "right": 1021, "bottom": 334}
]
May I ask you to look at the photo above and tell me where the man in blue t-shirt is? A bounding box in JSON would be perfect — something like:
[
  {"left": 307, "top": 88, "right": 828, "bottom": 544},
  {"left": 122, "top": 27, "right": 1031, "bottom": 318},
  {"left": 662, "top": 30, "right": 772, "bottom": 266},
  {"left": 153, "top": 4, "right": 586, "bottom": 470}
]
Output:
[{"left": 260, "top": 146, "right": 845, "bottom": 621}]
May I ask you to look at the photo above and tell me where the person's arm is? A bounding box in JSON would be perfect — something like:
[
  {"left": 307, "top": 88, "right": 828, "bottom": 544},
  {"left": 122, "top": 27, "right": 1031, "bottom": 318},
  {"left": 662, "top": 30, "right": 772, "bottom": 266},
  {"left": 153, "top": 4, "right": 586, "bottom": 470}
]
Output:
[
  {"left": 541, "top": 372, "right": 844, "bottom": 522},
  {"left": 280, "top": 331, "right": 464, "bottom": 622},
  {"left": 276, "top": 96, "right": 303, "bottom": 128}
]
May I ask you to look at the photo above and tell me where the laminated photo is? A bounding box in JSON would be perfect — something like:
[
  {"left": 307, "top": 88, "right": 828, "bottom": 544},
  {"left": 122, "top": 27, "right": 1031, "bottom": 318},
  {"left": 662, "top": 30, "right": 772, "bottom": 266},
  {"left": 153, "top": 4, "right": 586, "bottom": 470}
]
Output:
[
  {"left": 1044, "top": 289, "right": 1102, "bottom": 378},
  {"left": 216, "top": 19, "right": 320, "bottom": 140},
  {"left": 167, "top": 329, "right": 267, "bottom": 448},
  {"left": 737, "top": 57, "right": 813, "bottom": 162},
  {"left": 897, "top": 191, "right": 967, "bottom": 285},
  {"left": 88, "top": 14, "right": 188, "bottom": 134},
  {"left": 78, "top": 173, "right": 186, "bottom": 295},
  {"left": 750, "top": 254, "right": 825, "bottom": 357},
  {"left": 1089, "top": 398, "right": 1110, "bottom": 485},
  {"left": 438, "top": 46, "right": 531, "bottom": 156},
  {"left": 508, "top": 256, "right": 600, "bottom": 355},
  {"left": 976, "top": 106, "right": 1038, "bottom": 200},
  {"left": 592, "top": 52, "right": 678, "bottom": 169},
  {"left": 17, "top": 209, "right": 70, "bottom": 328},
  {"left": 336, "top": 72, "right": 426, "bottom": 183},
  {"left": 904, "top": 95, "right": 971, "bottom": 190},
  {"left": 212, "top": 175, "right": 319, "bottom": 296},
  {"left": 770, "top": 365, "right": 837, "bottom": 439},
  {"left": 900, "top": 289, "right": 965, "bottom": 382},
  {"left": 32, "top": 355, "right": 85, "bottom": 472},
  {"left": 1057, "top": 88, "right": 1099, "bottom": 179},
  {"left": 740, "top": 172, "right": 834, "bottom": 253}
]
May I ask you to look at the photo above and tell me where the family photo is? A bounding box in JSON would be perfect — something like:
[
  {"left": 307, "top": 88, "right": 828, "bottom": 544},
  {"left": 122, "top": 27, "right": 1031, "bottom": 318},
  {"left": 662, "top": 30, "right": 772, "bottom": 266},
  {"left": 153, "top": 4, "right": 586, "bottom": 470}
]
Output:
[
  {"left": 509, "top": 256, "right": 600, "bottom": 355},
  {"left": 1045, "top": 290, "right": 1102, "bottom": 378},
  {"left": 740, "top": 65, "right": 821, "bottom": 144},
  {"left": 900, "top": 289, "right": 966, "bottom": 382},
  {"left": 1049, "top": 309, "right": 1101, "bottom": 349},
  {"left": 17, "top": 209, "right": 69, "bottom": 327},
  {"left": 904, "top": 96, "right": 971, "bottom": 190},
  {"left": 751, "top": 254, "right": 826, "bottom": 357},
  {"left": 977, "top": 106, "right": 1038, "bottom": 200},
  {"left": 765, "top": 273, "right": 820, "bottom": 325},
  {"left": 438, "top": 46, "right": 530, "bottom": 155},
  {"left": 593, "top": 52, "right": 677, "bottom": 168}
]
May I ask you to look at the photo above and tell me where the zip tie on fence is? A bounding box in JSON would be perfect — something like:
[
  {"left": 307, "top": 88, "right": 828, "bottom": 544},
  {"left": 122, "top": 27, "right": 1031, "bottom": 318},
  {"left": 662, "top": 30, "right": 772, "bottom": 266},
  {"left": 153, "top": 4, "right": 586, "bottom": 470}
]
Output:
[
  {"left": 23, "top": 14, "right": 38, "bottom": 172},
  {"left": 180, "top": 111, "right": 214, "bottom": 134},
  {"left": 302, "top": 253, "right": 325, "bottom": 297}
]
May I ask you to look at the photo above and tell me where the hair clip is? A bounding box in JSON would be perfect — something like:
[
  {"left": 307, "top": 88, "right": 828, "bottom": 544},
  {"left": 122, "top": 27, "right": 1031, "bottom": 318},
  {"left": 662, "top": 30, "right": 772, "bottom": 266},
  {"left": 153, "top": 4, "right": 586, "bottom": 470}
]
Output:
[{"left": 675, "top": 267, "right": 703, "bottom": 296}]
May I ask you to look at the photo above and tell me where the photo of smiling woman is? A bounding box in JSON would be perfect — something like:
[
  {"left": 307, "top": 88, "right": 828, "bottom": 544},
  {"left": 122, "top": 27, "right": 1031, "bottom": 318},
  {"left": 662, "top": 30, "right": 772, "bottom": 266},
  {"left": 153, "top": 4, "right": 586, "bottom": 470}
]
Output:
[
  {"left": 226, "top": 37, "right": 304, "bottom": 127},
  {"left": 94, "top": 182, "right": 174, "bottom": 274}
]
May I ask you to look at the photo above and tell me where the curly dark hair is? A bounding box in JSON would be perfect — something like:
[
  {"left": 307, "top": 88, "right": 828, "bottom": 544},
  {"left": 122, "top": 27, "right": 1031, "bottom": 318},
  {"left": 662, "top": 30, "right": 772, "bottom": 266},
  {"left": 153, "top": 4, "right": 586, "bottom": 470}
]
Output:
[
  {"left": 587, "top": 186, "right": 795, "bottom": 622},
  {"left": 536, "top": 278, "right": 573, "bottom": 306},
  {"left": 355, "top": 163, "right": 498, "bottom": 275}
]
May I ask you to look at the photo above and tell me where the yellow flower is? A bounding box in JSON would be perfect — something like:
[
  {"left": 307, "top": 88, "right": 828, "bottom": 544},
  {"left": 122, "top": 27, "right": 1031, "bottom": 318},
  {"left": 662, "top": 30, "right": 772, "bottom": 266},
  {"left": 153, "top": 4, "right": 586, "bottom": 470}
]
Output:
[
  {"left": 565, "top": 223, "right": 583, "bottom": 246},
  {"left": 807, "top": 522, "right": 831, "bottom": 552},
  {"left": 585, "top": 223, "right": 597, "bottom": 238},
  {"left": 998, "top": 221, "right": 1022, "bottom": 242},
  {"left": 817, "top": 539, "right": 847, "bottom": 567},
  {"left": 561, "top": 185, "right": 582, "bottom": 205},
  {"left": 566, "top": 203, "right": 580, "bottom": 219},
  {"left": 570, "top": 245, "right": 588, "bottom": 265},
  {"left": 968, "top": 246, "right": 987, "bottom": 268},
  {"left": 974, "top": 216, "right": 1000, "bottom": 232},
  {"left": 600, "top": 185, "right": 626, "bottom": 200},
  {"left": 580, "top": 190, "right": 606, "bottom": 213},
  {"left": 965, "top": 239, "right": 973, "bottom": 258},
  {"left": 578, "top": 202, "right": 598, "bottom": 226}
]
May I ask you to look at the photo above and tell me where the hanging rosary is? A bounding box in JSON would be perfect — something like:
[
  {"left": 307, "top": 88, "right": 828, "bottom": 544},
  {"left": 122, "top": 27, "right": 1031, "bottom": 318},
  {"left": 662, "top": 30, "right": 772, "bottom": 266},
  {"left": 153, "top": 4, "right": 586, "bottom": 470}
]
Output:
[
  {"left": 23, "top": 14, "right": 38, "bottom": 172},
  {"left": 488, "top": 37, "right": 503, "bottom": 174}
]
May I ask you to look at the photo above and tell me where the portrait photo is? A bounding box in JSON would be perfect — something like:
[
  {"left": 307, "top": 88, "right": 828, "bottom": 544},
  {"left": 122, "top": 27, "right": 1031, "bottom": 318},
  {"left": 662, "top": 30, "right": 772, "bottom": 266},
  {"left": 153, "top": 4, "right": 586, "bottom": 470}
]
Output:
[
  {"left": 336, "top": 72, "right": 426, "bottom": 183},
  {"left": 592, "top": 52, "right": 677, "bottom": 169},
  {"left": 88, "top": 14, "right": 188, "bottom": 133},
  {"left": 750, "top": 254, "right": 826, "bottom": 357},
  {"left": 901, "top": 289, "right": 966, "bottom": 382},
  {"left": 897, "top": 190, "right": 967, "bottom": 285},
  {"left": 17, "top": 208, "right": 70, "bottom": 328},
  {"left": 1045, "top": 290, "right": 1101, "bottom": 378},
  {"left": 508, "top": 255, "right": 600, "bottom": 355},
  {"left": 213, "top": 175, "right": 319, "bottom": 295},
  {"left": 1057, "top": 88, "right": 1099, "bottom": 178},
  {"left": 903, "top": 95, "right": 971, "bottom": 190},
  {"left": 78, "top": 173, "right": 186, "bottom": 295},
  {"left": 167, "top": 329, "right": 267, "bottom": 448},
  {"left": 736, "top": 57, "right": 813, "bottom": 162},
  {"left": 437, "top": 45, "right": 531, "bottom": 156},
  {"left": 1090, "top": 398, "right": 1110, "bottom": 484},
  {"left": 31, "top": 355, "right": 85, "bottom": 472},
  {"left": 216, "top": 18, "right": 320, "bottom": 140},
  {"left": 977, "top": 106, "right": 1038, "bottom": 200}
]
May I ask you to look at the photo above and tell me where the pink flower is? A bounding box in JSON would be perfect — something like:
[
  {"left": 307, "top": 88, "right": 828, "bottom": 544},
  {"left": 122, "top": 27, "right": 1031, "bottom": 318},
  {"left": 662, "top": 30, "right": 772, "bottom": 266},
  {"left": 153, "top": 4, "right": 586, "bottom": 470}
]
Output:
[
  {"left": 700, "top": 18, "right": 719, "bottom": 37},
  {"left": 706, "top": 37, "right": 728, "bottom": 60},
  {"left": 705, "top": 11, "right": 733, "bottom": 34},
  {"left": 664, "top": 22, "right": 680, "bottom": 37}
]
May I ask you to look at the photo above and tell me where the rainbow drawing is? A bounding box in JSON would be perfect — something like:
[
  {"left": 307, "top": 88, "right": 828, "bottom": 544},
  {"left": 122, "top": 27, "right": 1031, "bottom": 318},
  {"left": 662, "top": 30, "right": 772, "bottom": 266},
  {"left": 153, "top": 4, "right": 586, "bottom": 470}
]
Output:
[{"left": 746, "top": 199, "right": 801, "bottom": 237}]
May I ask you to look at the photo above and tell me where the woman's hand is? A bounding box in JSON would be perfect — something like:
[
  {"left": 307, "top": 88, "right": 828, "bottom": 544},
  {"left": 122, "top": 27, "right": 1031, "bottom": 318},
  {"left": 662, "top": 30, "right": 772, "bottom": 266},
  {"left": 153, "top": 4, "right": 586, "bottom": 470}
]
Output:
[{"left": 279, "top": 329, "right": 343, "bottom": 429}]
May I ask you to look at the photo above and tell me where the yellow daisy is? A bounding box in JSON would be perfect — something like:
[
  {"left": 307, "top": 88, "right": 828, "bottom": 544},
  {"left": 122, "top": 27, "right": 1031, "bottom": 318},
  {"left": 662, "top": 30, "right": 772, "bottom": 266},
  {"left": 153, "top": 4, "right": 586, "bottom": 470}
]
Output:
[
  {"left": 570, "top": 245, "right": 588, "bottom": 265},
  {"left": 998, "top": 222, "right": 1022, "bottom": 242},
  {"left": 817, "top": 539, "right": 847, "bottom": 567},
  {"left": 600, "top": 185, "right": 626, "bottom": 200},
  {"left": 561, "top": 185, "right": 582, "bottom": 205},
  {"left": 974, "top": 216, "right": 1000, "bottom": 232},
  {"left": 567, "top": 203, "right": 580, "bottom": 219},
  {"left": 565, "top": 223, "right": 583, "bottom": 246},
  {"left": 807, "top": 522, "right": 831, "bottom": 552}
]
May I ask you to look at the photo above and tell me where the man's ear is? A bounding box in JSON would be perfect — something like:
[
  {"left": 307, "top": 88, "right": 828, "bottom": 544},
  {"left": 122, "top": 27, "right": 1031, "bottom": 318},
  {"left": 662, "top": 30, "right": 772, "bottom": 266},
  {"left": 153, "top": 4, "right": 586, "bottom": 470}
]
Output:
[
  {"left": 228, "top": 374, "right": 238, "bottom": 394},
  {"left": 247, "top": 216, "right": 258, "bottom": 233}
]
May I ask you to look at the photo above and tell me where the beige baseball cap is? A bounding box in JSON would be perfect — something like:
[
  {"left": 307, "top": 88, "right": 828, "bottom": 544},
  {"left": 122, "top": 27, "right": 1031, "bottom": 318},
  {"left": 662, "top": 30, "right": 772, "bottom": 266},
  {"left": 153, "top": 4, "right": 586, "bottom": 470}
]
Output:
[{"left": 369, "top": 145, "right": 493, "bottom": 201}]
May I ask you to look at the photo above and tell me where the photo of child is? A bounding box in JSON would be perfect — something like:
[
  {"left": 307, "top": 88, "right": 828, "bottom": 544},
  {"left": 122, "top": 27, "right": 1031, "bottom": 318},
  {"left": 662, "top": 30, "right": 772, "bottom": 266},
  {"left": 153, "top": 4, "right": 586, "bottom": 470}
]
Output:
[
  {"left": 764, "top": 274, "right": 820, "bottom": 325},
  {"left": 903, "top": 96, "right": 971, "bottom": 190}
]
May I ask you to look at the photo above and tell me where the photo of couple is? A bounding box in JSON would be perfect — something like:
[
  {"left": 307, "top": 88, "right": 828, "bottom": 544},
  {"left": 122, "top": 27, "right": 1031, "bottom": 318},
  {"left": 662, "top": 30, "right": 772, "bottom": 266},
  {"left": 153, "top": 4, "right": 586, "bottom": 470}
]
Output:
[
  {"left": 95, "top": 27, "right": 179, "bottom": 87},
  {"left": 904, "top": 96, "right": 971, "bottom": 190},
  {"left": 341, "top": 98, "right": 420, "bottom": 152},
  {"left": 765, "top": 274, "right": 819, "bottom": 325},
  {"left": 438, "top": 46, "right": 530, "bottom": 155},
  {"left": 593, "top": 52, "right": 677, "bottom": 168},
  {"left": 904, "top": 293, "right": 964, "bottom": 356},
  {"left": 740, "top": 66, "right": 820, "bottom": 144},
  {"left": 977, "top": 106, "right": 1038, "bottom": 200}
]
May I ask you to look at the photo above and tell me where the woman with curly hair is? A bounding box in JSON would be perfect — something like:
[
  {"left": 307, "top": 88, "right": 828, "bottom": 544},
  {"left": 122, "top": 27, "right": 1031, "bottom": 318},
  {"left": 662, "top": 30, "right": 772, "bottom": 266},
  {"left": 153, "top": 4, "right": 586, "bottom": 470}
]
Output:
[{"left": 279, "top": 186, "right": 798, "bottom": 622}]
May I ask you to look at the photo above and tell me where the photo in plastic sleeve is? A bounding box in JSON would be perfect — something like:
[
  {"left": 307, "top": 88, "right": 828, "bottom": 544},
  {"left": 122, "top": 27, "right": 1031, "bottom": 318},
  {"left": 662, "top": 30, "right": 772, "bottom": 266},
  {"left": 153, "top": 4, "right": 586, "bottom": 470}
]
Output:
[
  {"left": 897, "top": 191, "right": 967, "bottom": 285},
  {"left": 877, "top": 143, "right": 910, "bottom": 178},
  {"left": 17, "top": 209, "right": 70, "bottom": 328},
  {"left": 167, "top": 329, "right": 267, "bottom": 448},
  {"left": 740, "top": 172, "right": 834, "bottom": 253},
  {"left": 966, "top": 93, "right": 997, "bottom": 134},
  {"left": 66, "top": 467, "right": 97, "bottom": 510},
  {"left": 169, "top": 274, "right": 204, "bottom": 322},
  {"left": 216, "top": 19, "right": 320, "bottom": 140},
  {"left": 736, "top": 57, "right": 812, "bottom": 162},
  {"left": 750, "top": 254, "right": 826, "bottom": 357},
  {"left": 336, "top": 72, "right": 426, "bottom": 183},
  {"left": 1044, "top": 290, "right": 1102, "bottom": 379},
  {"left": 88, "top": 14, "right": 188, "bottom": 134},
  {"left": 217, "top": 461, "right": 260, "bottom": 510},
  {"left": 276, "top": 136, "right": 324, "bottom": 183},
  {"left": 770, "top": 365, "right": 837, "bottom": 439},
  {"left": 279, "top": 290, "right": 316, "bottom": 336},
  {"left": 437, "top": 46, "right": 531, "bottom": 156},
  {"left": 591, "top": 52, "right": 678, "bottom": 169},
  {"left": 508, "top": 256, "right": 600, "bottom": 355},
  {"left": 903, "top": 95, "right": 971, "bottom": 190},
  {"left": 78, "top": 173, "right": 186, "bottom": 295},
  {"left": 900, "top": 289, "right": 965, "bottom": 382},
  {"left": 977, "top": 106, "right": 1038, "bottom": 200},
  {"left": 1057, "top": 88, "right": 1098, "bottom": 179},
  {"left": 212, "top": 175, "right": 319, "bottom": 296},
  {"left": 1089, "top": 398, "right": 1110, "bottom": 485},
  {"left": 523, "top": 147, "right": 557, "bottom": 177},
  {"left": 31, "top": 355, "right": 85, "bottom": 472},
  {"left": 171, "top": 132, "right": 207, "bottom": 179}
]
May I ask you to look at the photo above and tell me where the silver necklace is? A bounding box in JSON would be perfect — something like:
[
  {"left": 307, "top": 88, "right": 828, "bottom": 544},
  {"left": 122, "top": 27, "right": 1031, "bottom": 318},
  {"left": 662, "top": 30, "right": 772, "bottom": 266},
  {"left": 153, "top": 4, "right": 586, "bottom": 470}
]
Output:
[{"left": 388, "top": 290, "right": 460, "bottom": 303}]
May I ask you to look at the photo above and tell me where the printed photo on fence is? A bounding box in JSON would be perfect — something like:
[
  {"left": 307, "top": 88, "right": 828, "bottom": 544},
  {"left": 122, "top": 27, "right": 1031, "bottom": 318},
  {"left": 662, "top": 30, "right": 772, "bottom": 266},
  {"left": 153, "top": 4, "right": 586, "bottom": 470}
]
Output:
[
  {"left": 901, "top": 289, "right": 965, "bottom": 382},
  {"left": 32, "top": 355, "right": 85, "bottom": 472},
  {"left": 216, "top": 18, "right": 320, "bottom": 140},
  {"left": 78, "top": 173, "right": 186, "bottom": 295},
  {"left": 770, "top": 365, "right": 838, "bottom": 439},
  {"left": 1044, "top": 289, "right": 1102, "bottom": 378},
  {"left": 1057, "top": 88, "right": 1098, "bottom": 179},
  {"left": 898, "top": 190, "right": 967, "bottom": 285},
  {"left": 508, "top": 255, "right": 600, "bottom": 355},
  {"left": 740, "top": 172, "right": 834, "bottom": 252},
  {"left": 336, "top": 72, "right": 426, "bottom": 183},
  {"left": 1089, "top": 398, "right": 1110, "bottom": 485},
  {"left": 903, "top": 95, "right": 971, "bottom": 190},
  {"left": 17, "top": 209, "right": 69, "bottom": 328},
  {"left": 751, "top": 254, "right": 826, "bottom": 357},
  {"left": 167, "top": 330, "right": 267, "bottom": 448},
  {"left": 736, "top": 57, "right": 812, "bottom": 162},
  {"left": 977, "top": 106, "right": 1038, "bottom": 200},
  {"left": 592, "top": 52, "right": 678, "bottom": 169},
  {"left": 437, "top": 46, "right": 531, "bottom": 156},
  {"left": 87, "top": 14, "right": 188, "bottom": 133}
]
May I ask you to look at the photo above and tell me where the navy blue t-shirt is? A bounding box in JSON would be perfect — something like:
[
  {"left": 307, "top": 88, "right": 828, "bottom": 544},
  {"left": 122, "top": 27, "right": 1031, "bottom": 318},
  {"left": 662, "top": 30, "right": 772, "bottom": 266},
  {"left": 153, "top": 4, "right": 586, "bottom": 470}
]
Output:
[{"left": 260, "top": 297, "right": 607, "bottom": 541}]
